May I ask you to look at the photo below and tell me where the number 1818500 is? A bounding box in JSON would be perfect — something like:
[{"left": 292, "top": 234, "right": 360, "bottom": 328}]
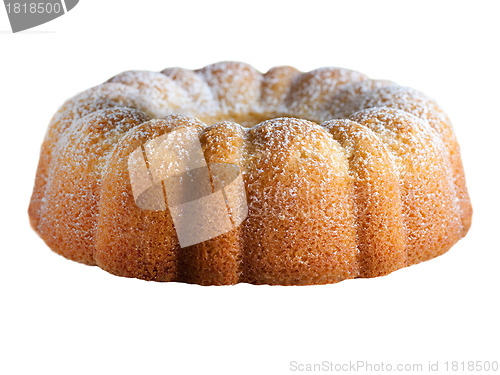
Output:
[
  {"left": 444, "top": 361, "right": 498, "bottom": 372},
  {"left": 6, "top": 2, "right": 62, "bottom": 14}
]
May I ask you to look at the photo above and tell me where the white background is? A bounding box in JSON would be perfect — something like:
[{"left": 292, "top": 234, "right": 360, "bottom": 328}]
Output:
[{"left": 1, "top": 1, "right": 499, "bottom": 374}]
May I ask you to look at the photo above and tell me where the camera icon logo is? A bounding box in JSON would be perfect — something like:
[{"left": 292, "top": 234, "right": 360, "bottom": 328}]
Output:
[
  {"left": 4, "top": 0, "right": 79, "bottom": 33},
  {"left": 128, "top": 126, "right": 248, "bottom": 248}
]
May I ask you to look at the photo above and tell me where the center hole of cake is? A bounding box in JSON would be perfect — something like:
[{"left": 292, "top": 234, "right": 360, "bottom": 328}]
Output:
[{"left": 201, "top": 111, "right": 295, "bottom": 128}]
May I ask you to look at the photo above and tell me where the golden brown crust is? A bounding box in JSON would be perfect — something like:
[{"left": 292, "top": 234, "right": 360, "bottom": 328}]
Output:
[
  {"left": 180, "top": 122, "right": 247, "bottom": 285},
  {"left": 37, "top": 107, "right": 151, "bottom": 265},
  {"left": 324, "top": 119, "right": 406, "bottom": 277},
  {"left": 28, "top": 62, "right": 472, "bottom": 285},
  {"left": 242, "top": 118, "right": 358, "bottom": 284},
  {"left": 94, "top": 115, "right": 206, "bottom": 280},
  {"left": 349, "top": 108, "right": 463, "bottom": 263}
]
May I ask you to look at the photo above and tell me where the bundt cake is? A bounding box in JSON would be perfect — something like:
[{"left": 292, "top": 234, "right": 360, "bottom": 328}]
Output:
[{"left": 28, "top": 62, "right": 472, "bottom": 285}]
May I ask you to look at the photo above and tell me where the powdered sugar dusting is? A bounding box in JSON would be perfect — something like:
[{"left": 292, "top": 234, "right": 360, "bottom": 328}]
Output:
[{"left": 28, "top": 62, "right": 472, "bottom": 285}]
